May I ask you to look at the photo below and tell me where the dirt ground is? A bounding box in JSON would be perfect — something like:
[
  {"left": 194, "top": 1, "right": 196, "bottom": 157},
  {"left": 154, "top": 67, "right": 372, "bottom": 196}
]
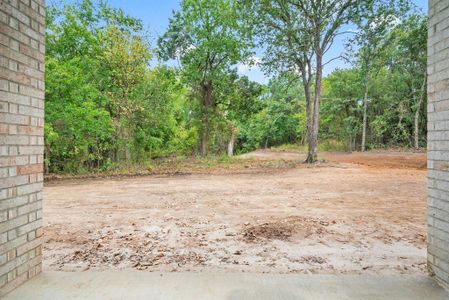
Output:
[
  {"left": 43, "top": 150, "right": 428, "bottom": 275},
  {"left": 240, "top": 149, "right": 427, "bottom": 170}
]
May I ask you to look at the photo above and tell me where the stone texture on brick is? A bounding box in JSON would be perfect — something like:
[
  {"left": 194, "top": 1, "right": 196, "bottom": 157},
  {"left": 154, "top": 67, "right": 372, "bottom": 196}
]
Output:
[
  {"left": 0, "top": 0, "right": 45, "bottom": 296},
  {"left": 428, "top": 0, "right": 449, "bottom": 290}
]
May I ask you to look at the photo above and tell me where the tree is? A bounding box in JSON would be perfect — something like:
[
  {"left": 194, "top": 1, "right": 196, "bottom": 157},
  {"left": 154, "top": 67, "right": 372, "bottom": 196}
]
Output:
[
  {"left": 249, "top": 0, "right": 361, "bottom": 163},
  {"left": 322, "top": 68, "right": 364, "bottom": 151},
  {"left": 349, "top": 0, "right": 411, "bottom": 151},
  {"left": 236, "top": 73, "right": 305, "bottom": 152},
  {"left": 158, "top": 0, "right": 253, "bottom": 156},
  {"left": 388, "top": 14, "right": 427, "bottom": 149},
  {"left": 321, "top": 12, "right": 427, "bottom": 151},
  {"left": 44, "top": 0, "right": 428, "bottom": 174},
  {"left": 212, "top": 73, "right": 256, "bottom": 156},
  {"left": 99, "top": 25, "right": 151, "bottom": 161},
  {"left": 216, "top": 73, "right": 264, "bottom": 155},
  {"left": 45, "top": 0, "right": 194, "bottom": 172},
  {"left": 45, "top": 56, "right": 114, "bottom": 172}
]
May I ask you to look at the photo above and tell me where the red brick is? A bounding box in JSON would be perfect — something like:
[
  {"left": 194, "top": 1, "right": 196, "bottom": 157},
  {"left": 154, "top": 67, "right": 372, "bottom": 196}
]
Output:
[{"left": 16, "top": 163, "right": 42, "bottom": 175}]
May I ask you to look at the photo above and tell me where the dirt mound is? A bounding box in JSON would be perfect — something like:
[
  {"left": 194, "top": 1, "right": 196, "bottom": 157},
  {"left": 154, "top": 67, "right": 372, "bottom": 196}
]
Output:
[
  {"left": 243, "top": 222, "right": 294, "bottom": 241},
  {"left": 242, "top": 217, "right": 329, "bottom": 242}
]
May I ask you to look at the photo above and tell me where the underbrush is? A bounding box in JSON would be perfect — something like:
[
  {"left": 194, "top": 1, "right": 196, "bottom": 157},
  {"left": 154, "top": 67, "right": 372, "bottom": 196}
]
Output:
[
  {"left": 272, "top": 141, "right": 425, "bottom": 153},
  {"left": 45, "top": 154, "right": 302, "bottom": 181},
  {"left": 272, "top": 140, "right": 349, "bottom": 152}
]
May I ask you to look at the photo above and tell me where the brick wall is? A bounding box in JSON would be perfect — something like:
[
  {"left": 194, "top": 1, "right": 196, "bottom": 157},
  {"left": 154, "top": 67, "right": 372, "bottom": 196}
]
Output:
[
  {"left": 0, "top": 0, "right": 45, "bottom": 296},
  {"left": 428, "top": 0, "right": 449, "bottom": 290}
]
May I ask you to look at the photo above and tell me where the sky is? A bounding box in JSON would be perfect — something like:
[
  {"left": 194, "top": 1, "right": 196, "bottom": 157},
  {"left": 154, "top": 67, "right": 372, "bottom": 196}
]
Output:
[{"left": 76, "top": 0, "right": 429, "bottom": 84}]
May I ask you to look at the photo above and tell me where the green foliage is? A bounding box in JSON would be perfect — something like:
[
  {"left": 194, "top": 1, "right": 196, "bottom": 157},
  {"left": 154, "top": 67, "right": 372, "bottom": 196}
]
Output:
[
  {"left": 321, "top": 11, "right": 427, "bottom": 151},
  {"left": 158, "top": 0, "right": 253, "bottom": 81},
  {"left": 45, "top": 56, "right": 114, "bottom": 172},
  {"left": 158, "top": 0, "right": 254, "bottom": 155},
  {"left": 321, "top": 68, "right": 363, "bottom": 151},
  {"left": 237, "top": 73, "right": 305, "bottom": 152},
  {"left": 44, "top": 0, "right": 428, "bottom": 174},
  {"left": 45, "top": 0, "right": 194, "bottom": 172}
]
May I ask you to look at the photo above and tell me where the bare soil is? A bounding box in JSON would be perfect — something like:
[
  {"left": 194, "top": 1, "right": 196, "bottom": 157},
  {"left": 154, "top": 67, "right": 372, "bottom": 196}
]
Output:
[
  {"left": 43, "top": 150, "right": 427, "bottom": 275},
  {"left": 241, "top": 149, "right": 427, "bottom": 170}
]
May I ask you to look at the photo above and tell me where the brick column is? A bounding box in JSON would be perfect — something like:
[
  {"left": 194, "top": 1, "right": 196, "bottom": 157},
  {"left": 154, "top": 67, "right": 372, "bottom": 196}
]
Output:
[
  {"left": 428, "top": 0, "right": 449, "bottom": 290},
  {"left": 0, "top": 0, "right": 45, "bottom": 296}
]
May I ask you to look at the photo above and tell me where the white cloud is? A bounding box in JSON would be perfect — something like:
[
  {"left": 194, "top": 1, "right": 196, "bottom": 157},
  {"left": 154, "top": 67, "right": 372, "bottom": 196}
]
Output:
[
  {"left": 237, "top": 56, "right": 262, "bottom": 74},
  {"left": 238, "top": 63, "right": 250, "bottom": 74}
]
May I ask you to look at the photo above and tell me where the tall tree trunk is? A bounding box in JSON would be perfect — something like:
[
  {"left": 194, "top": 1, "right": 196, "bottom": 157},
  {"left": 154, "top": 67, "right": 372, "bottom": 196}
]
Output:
[
  {"left": 303, "top": 78, "right": 313, "bottom": 162},
  {"left": 200, "top": 115, "right": 209, "bottom": 156},
  {"left": 222, "top": 111, "right": 237, "bottom": 158},
  {"left": 305, "top": 52, "right": 323, "bottom": 163},
  {"left": 361, "top": 77, "right": 369, "bottom": 152},
  {"left": 124, "top": 126, "right": 131, "bottom": 163},
  {"left": 227, "top": 131, "right": 235, "bottom": 157},
  {"left": 200, "top": 80, "right": 213, "bottom": 156},
  {"left": 304, "top": 84, "right": 313, "bottom": 162},
  {"left": 116, "top": 121, "right": 130, "bottom": 163},
  {"left": 414, "top": 75, "right": 426, "bottom": 149}
]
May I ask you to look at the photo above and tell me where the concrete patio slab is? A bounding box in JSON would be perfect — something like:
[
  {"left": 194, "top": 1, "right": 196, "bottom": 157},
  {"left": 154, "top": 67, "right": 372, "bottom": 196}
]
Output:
[{"left": 3, "top": 271, "right": 448, "bottom": 300}]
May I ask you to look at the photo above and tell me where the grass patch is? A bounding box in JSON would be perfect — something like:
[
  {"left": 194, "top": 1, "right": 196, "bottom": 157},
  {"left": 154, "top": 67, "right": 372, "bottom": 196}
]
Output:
[{"left": 272, "top": 144, "right": 307, "bottom": 152}]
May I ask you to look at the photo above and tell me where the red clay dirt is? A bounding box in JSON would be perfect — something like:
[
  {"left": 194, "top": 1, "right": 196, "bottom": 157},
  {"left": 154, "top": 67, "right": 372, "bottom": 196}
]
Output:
[{"left": 43, "top": 150, "right": 428, "bottom": 275}]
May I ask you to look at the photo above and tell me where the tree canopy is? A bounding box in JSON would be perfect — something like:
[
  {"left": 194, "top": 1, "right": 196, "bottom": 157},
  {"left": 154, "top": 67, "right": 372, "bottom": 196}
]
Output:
[{"left": 44, "top": 0, "right": 428, "bottom": 173}]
